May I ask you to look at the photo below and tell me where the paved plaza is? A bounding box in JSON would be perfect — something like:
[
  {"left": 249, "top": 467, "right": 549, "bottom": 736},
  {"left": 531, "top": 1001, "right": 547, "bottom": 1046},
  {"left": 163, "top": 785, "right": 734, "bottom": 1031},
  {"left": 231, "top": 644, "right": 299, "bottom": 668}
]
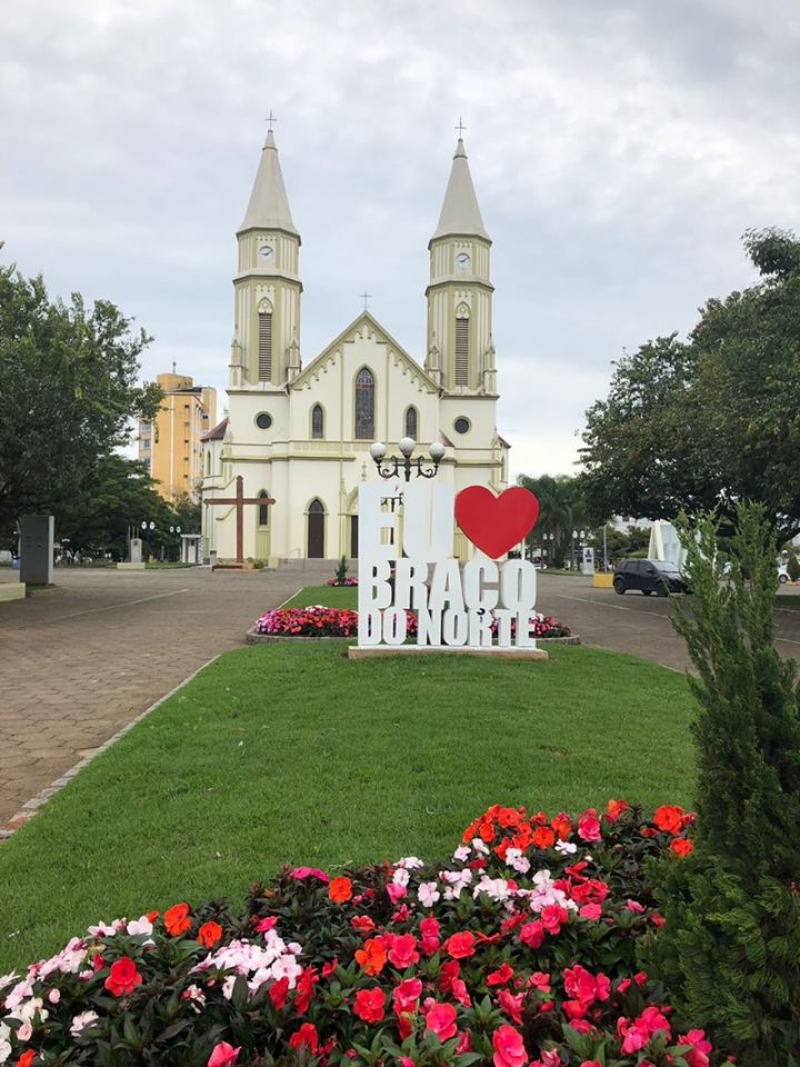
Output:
[{"left": 2, "top": 566, "right": 800, "bottom": 832}]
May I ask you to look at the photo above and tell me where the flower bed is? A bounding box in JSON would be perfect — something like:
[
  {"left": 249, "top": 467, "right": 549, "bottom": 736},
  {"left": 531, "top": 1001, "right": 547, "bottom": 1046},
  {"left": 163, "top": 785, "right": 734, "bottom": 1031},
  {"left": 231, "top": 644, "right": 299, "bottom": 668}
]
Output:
[
  {"left": 0, "top": 802, "right": 728, "bottom": 1066},
  {"left": 254, "top": 607, "right": 570, "bottom": 640},
  {"left": 326, "top": 578, "right": 359, "bottom": 587}
]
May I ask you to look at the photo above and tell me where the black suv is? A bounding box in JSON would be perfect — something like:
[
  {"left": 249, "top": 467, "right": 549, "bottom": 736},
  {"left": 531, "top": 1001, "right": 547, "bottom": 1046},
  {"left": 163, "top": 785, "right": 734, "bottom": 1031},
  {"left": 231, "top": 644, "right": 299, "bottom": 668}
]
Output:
[{"left": 612, "top": 559, "right": 687, "bottom": 596}]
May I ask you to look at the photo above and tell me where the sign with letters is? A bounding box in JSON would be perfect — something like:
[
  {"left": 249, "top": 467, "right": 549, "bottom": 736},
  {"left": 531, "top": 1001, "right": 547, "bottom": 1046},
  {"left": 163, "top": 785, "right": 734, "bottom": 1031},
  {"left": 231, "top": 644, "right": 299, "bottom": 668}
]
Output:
[{"left": 357, "top": 482, "right": 541, "bottom": 651}]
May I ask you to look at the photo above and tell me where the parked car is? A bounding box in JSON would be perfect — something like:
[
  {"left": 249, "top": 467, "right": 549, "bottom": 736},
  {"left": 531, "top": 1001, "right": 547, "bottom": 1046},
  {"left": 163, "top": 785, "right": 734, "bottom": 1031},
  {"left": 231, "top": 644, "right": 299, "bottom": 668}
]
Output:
[{"left": 613, "top": 558, "right": 688, "bottom": 596}]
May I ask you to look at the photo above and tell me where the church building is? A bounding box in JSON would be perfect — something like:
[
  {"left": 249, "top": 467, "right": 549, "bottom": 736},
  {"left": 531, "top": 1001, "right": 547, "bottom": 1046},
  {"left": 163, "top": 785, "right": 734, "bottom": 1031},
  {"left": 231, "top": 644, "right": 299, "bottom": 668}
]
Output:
[{"left": 200, "top": 130, "right": 509, "bottom": 564}]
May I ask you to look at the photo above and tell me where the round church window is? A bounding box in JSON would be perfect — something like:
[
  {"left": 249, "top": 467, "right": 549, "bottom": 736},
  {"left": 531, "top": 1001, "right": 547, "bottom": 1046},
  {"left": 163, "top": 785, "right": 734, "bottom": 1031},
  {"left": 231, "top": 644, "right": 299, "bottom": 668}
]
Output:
[
  {"left": 255, "top": 412, "right": 272, "bottom": 430},
  {"left": 454, "top": 417, "right": 471, "bottom": 435}
]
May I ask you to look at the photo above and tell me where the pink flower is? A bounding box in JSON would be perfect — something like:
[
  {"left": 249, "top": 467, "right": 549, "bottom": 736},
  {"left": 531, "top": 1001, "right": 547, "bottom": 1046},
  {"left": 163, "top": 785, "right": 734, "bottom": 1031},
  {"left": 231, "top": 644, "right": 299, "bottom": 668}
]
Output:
[
  {"left": 678, "top": 1029, "right": 713, "bottom": 1067},
  {"left": 425, "top": 1001, "right": 458, "bottom": 1042},
  {"left": 387, "top": 933, "right": 419, "bottom": 969},
  {"left": 208, "top": 1043, "right": 240, "bottom": 1067},
  {"left": 579, "top": 902, "right": 603, "bottom": 921},
  {"left": 444, "top": 931, "right": 476, "bottom": 958},
  {"left": 288, "top": 866, "right": 330, "bottom": 882},
  {"left": 578, "top": 808, "right": 602, "bottom": 842},
  {"left": 492, "top": 1024, "right": 527, "bottom": 1067},
  {"left": 419, "top": 916, "right": 441, "bottom": 955},
  {"left": 497, "top": 988, "right": 524, "bottom": 1023},
  {"left": 519, "top": 920, "right": 545, "bottom": 947}
]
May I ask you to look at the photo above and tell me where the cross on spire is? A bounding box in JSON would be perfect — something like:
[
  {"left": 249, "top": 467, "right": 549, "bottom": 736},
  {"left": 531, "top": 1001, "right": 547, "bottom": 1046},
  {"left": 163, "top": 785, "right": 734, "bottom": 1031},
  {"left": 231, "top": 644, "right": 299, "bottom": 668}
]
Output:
[
  {"left": 360, "top": 290, "right": 372, "bottom": 310},
  {"left": 455, "top": 116, "right": 466, "bottom": 138},
  {"left": 265, "top": 109, "right": 277, "bottom": 132}
]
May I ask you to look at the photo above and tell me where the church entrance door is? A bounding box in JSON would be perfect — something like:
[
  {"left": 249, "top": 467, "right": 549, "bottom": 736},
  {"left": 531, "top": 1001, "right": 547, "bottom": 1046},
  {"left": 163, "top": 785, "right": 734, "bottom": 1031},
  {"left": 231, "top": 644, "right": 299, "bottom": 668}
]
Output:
[{"left": 308, "top": 500, "right": 325, "bottom": 558}]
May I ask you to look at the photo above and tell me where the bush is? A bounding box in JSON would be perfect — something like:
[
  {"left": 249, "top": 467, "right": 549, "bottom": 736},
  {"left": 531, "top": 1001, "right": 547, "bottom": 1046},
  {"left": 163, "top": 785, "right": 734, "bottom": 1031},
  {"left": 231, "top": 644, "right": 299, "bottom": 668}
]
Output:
[
  {"left": 786, "top": 550, "right": 800, "bottom": 583},
  {"left": 643, "top": 505, "right": 800, "bottom": 1065},
  {"left": 0, "top": 801, "right": 723, "bottom": 1066}
]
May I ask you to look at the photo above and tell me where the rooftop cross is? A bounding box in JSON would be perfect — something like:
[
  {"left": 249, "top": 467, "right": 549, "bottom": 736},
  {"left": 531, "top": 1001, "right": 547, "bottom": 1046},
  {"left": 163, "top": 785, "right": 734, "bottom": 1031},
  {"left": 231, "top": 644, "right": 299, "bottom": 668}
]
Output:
[
  {"left": 265, "top": 109, "right": 277, "bottom": 132},
  {"left": 455, "top": 116, "right": 466, "bottom": 138},
  {"left": 360, "top": 290, "right": 371, "bottom": 310}
]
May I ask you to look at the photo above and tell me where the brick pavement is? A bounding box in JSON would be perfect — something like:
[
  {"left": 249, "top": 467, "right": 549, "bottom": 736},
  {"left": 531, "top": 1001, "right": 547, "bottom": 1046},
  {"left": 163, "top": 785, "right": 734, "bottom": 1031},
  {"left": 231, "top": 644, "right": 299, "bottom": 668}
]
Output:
[{"left": 0, "top": 565, "right": 325, "bottom": 831}]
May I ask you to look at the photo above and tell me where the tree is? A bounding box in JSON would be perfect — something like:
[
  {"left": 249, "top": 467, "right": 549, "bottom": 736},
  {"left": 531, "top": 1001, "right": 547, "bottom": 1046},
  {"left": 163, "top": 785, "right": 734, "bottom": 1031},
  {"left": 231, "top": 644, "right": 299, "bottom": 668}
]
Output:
[
  {"left": 516, "top": 474, "right": 589, "bottom": 568},
  {"left": 580, "top": 229, "right": 800, "bottom": 542},
  {"left": 644, "top": 505, "right": 800, "bottom": 1064},
  {"left": 54, "top": 455, "right": 178, "bottom": 559},
  {"left": 0, "top": 268, "right": 162, "bottom": 538}
]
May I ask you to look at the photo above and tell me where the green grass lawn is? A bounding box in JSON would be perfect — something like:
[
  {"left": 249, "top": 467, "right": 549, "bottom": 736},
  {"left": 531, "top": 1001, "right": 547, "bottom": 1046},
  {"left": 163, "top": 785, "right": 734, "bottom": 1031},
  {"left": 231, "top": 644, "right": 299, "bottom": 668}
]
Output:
[
  {"left": 0, "top": 637, "right": 697, "bottom": 973},
  {"left": 280, "top": 584, "right": 358, "bottom": 609}
]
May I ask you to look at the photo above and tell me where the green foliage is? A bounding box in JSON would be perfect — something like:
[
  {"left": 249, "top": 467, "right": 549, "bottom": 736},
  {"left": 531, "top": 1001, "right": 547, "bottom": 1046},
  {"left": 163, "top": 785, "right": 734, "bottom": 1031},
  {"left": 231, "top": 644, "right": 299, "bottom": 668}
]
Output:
[
  {"left": 580, "top": 229, "right": 800, "bottom": 541},
  {"left": 516, "top": 474, "right": 589, "bottom": 567},
  {"left": 0, "top": 266, "right": 162, "bottom": 537},
  {"left": 335, "top": 554, "right": 349, "bottom": 584},
  {"left": 644, "top": 504, "right": 800, "bottom": 1064},
  {"left": 787, "top": 551, "right": 800, "bottom": 584}
]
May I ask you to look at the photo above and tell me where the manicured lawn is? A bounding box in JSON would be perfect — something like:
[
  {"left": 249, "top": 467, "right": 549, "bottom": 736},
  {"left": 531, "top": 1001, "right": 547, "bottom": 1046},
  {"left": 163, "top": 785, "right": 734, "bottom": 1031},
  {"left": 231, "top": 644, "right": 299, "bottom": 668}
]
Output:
[
  {"left": 280, "top": 584, "right": 357, "bottom": 609},
  {"left": 0, "top": 638, "right": 697, "bottom": 973}
]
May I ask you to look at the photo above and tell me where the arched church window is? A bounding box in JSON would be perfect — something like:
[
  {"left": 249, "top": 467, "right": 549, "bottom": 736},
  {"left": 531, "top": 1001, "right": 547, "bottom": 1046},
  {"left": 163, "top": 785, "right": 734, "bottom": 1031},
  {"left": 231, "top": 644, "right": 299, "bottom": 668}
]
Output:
[
  {"left": 258, "top": 299, "right": 273, "bottom": 382},
  {"left": 311, "top": 404, "right": 324, "bottom": 439},
  {"left": 354, "top": 367, "right": 375, "bottom": 440},
  {"left": 308, "top": 498, "right": 325, "bottom": 558},
  {"left": 455, "top": 304, "right": 470, "bottom": 387},
  {"left": 258, "top": 490, "right": 270, "bottom": 526},
  {"left": 405, "top": 406, "right": 418, "bottom": 440}
]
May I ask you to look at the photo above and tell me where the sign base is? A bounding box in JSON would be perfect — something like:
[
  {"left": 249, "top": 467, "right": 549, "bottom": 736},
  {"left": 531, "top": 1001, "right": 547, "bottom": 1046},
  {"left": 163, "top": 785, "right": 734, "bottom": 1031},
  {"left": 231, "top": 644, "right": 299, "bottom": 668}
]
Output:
[{"left": 348, "top": 645, "right": 548, "bottom": 661}]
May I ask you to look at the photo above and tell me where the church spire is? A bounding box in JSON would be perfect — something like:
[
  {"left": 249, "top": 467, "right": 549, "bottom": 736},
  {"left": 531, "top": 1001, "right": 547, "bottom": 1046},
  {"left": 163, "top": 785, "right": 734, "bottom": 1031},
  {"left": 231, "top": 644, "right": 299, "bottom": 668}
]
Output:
[
  {"left": 238, "top": 129, "right": 299, "bottom": 238},
  {"left": 429, "top": 138, "right": 490, "bottom": 245}
]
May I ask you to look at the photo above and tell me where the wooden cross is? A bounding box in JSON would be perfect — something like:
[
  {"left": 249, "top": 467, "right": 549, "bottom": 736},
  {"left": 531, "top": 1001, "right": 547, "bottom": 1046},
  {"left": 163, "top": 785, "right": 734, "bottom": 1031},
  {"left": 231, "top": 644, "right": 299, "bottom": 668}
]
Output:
[
  {"left": 204, "top": 476, "right": 275, "bottom": 564},
  {"left": 455, "top": 116, "right": 466, "bottom": 137}
]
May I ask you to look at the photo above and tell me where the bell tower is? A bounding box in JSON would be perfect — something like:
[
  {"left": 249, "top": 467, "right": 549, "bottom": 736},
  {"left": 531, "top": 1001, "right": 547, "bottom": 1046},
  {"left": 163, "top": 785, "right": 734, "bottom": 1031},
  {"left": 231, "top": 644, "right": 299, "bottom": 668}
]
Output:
[
  {"left": 231, "top": 127, "right": 302, "bottom": 391},
  {"left": 425, "top": 135, "right": 496, "bottom": 396}
]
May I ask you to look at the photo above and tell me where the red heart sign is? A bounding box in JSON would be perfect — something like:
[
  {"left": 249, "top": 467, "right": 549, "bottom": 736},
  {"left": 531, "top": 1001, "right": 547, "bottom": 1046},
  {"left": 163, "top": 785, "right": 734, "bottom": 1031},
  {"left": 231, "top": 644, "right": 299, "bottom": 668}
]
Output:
[{"left": 455, "top": 486, "right": 540, "bottom": 560}]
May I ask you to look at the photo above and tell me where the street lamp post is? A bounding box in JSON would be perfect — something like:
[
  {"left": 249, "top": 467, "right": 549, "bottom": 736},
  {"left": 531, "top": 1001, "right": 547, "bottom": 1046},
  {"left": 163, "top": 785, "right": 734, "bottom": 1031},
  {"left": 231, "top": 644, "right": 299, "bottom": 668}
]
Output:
[
  {"left": 169, "top": 525, "right": 182, "bottom": 563},
  {"left": 369, "top": 438, "right": 446, "bottom": 483},
  {"left": 141, "top": 520, "right": 155, "bottom": 563}
]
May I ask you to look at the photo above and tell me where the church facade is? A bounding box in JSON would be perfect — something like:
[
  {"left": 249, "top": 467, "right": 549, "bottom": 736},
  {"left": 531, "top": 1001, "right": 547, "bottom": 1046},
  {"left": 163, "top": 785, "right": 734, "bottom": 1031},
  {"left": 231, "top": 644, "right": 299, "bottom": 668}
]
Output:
[{"left": 200, "top": 131, "right": 509, "bottom": 564}]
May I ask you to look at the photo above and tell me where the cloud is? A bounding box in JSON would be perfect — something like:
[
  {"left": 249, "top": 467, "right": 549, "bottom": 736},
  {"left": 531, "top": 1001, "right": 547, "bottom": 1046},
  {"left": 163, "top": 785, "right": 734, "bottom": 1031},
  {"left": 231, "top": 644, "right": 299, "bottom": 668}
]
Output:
[{"left": 2, "top": 0, "right": 799, "bottom": 484}]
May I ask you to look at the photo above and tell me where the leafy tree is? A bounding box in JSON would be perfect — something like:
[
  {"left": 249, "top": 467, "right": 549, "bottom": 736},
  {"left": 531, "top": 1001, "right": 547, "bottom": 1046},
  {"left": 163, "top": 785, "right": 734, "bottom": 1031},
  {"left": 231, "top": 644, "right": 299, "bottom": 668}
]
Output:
[
  {"left": 516, "top": 474, "right": 589, "bottom": 568},
  {"left": 55, "top": 455, "right": 177, "bottom": 559},
  {"left": 644, "top": 505, "right": 800, "bottom": 1064},
  {"left": 0, "top": 267, "right": 162, "bottom": 538},
  {"left": 580, "top": 229, "right": 800, "bottom": 542}
]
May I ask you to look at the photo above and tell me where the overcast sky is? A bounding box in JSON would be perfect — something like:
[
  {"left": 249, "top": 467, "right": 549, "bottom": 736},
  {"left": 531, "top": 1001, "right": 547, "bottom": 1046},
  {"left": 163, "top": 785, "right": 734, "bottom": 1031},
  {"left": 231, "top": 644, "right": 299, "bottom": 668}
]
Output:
[{"left": 3, "top": 0, "right": 799, "bottom": 481}]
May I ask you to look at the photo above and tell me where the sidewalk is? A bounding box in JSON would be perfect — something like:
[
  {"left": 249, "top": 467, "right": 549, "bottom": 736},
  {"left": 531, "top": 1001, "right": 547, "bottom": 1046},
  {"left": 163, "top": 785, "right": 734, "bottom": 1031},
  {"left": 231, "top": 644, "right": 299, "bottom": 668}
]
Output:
[{"left": 0, "top": 566, "right": 323, "bottom": 830}]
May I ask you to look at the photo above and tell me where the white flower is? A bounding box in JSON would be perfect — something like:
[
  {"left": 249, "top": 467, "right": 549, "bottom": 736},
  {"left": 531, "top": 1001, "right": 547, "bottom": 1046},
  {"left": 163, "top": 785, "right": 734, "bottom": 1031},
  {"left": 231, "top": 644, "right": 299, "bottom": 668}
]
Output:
[
  {"left": 394, "top": 856, "right": 424, "bottom": 870},
  {"left": 471, "top": 837, "right": 490, "bottom": 855},
  {"left": 452, "top": 845, "right": 471, "bottom": 862},
  {"left": 555, "top": 840, "right": 578, "bottom": 855},
  {"left": 127, "top": 917, "right": 154, "bottom": 937},
  {"left": 222, "top": 975, "right": 237, "bottom": 1000},
  {"left": 87, "top": 922, "right": 117, "bottom": 937},
  {"left": 0, "top": 975, "right": 18, "bottom": 994},
  {"left": 473, "top": 875, "right": 512, "bottom": 902},
  {"left": 417, "top": 882, "right": 441, "bottom": 907},
  {"left": 70, "top": 1010, "right": 99, "bottom": 1037},
  {"left": 392, "top": 867, "right": 410, "bottom": 888},
  {"left": 505, "top": 848, "right": 531, "bottom": 874},
  {"left": 17, "top": 1022, "right": 32, "bottom": 1043},
  {"left": 47, "top": 989, "right": 61, "bottom": 1005}
]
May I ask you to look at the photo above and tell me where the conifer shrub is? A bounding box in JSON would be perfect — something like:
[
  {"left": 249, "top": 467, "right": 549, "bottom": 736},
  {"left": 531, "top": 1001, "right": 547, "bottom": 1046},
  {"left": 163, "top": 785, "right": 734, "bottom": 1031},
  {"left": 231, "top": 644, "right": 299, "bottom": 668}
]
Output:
[
  {"left": 643, "top": 504, "right": 800, "bottom": 1065},
  {"left": 787, "top": 549, "right": 800, "bottom": 583}
]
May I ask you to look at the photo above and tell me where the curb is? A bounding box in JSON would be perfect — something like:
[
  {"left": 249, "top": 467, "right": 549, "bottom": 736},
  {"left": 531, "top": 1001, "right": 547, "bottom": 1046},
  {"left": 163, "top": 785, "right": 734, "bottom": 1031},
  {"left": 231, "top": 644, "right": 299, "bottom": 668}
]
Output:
[{"left": 245, "top": 628, "right": 580, "bottom": 646}]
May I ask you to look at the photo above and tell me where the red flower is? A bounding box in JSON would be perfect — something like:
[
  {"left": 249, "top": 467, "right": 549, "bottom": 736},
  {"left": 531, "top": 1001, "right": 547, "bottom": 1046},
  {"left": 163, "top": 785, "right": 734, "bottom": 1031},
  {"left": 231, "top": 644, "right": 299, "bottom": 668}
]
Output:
[
  {"left": 444, "top": 930, "right": 476, "bottom": 958},
  {"left": 577, "top": 808, "right": 602, "bottom": 842},
  {"left": 353, "top": 986, "right": 386, "bottom": 1024},
  {"left": 104, "top": 956, "right": 143, "bottom": 997},
  {"left": 670, "top": 838, "right": 694, "bottom": 858},
  {"left": 606, "top": 798, "right": 630, "bottom": 821},
  {"left": 419, "top": 916, "right": 441, "bottom": 955},
  {"left": 519, "top": 920, "right": 545, "bottom": 948},
  {"left": 351, "top": 914, "right": 375, "bottom": 933},
  {"left": 653, "top": 804, "right": 684, "bottom": 835},
  {"left": 329, "top": 877, "right": 353, "bottom": 904},
  {"left": 16, "top": 1053, "right": 36, "bottom": 1067},
  {"left": 425, "top": 1001, "right": 458, "bottom": 1042},
  {"left": 208, "top": 1043, "right": 240, "bottom": 1067},
  {"left": 268, "top": 977, "right": 290, "bottom": 1009},
  {"left": 197, "top": 921, "right": 223, "bottom": 949},
  {"left": 164, "top": 902, "right": 192, "bottom": 937},
  {"left": 387, "top": 933, "right": 419, "bottom": 969},
  {"left": 532, "top": 826, "right": 556, "bottom": 849},
  {"left": 492, "top": 1024, "right": 527, "bottom": 1067},
  {"left": 289, "top": 1023, "right": 319, "bottom": 1054},
  {"left": 295, "top": 966, "right": 318, "bottom": 1014},
  {"left": 541, "top": 904, "right": 568, "bottom": 934},
  {"left": 487, "top": 962, "right": 514, "bottom": 986},
  {"left": 497, "top": 988, "right": 524, "bottom": 1023}
]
